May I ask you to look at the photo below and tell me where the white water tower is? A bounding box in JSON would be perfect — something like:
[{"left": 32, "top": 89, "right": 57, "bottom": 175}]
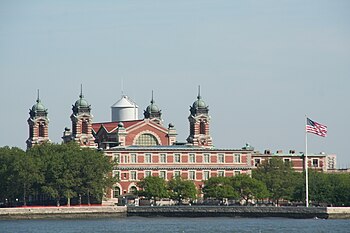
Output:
[{"left": 111, "top": 95, "right": 139, "bottom": 122}]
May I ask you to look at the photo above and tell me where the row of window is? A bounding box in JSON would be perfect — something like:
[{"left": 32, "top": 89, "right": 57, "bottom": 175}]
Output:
[
  {"left": 113, "top": 170, "right": 241, "bottom": 181},
  {"left": 114, "top": 153, "right": 242, "bottom": 164},
  {"left": 254, "top": 158, "right": 321, "bottom": 167}
]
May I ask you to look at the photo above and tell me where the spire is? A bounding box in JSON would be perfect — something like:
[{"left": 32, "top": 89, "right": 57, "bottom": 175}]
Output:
[
  {"left": 151, "top": 90, "right": 154, "bottom": 104},
  {"left": 80, "top": 84, "right": 84, "bottom": 99},
  {"left": 37, "top": 89, "right": 40, "bottom": 103},
  {"left": 197, "top": 85, "right": 201, "bottom": 99}
]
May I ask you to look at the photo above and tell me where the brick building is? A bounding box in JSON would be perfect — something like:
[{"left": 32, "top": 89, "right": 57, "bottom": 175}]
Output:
[{"left": 26, "top": 87, "right": 337, "bottom": 204}]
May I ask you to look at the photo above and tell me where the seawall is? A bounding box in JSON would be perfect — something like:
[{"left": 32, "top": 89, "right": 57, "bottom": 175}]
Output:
[
  {"left": 127, "top": 206, "right": 328, "bottom": 219},
  {"left": 0, "top": 206, "right": 127, "bottom": 220},
  {"left": 1, "top": 206, "right": 350, "bottom": 219}
]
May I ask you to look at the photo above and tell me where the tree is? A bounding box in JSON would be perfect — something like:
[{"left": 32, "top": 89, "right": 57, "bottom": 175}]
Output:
[
  {"left": 137, "top": 176, "right": 169, "bottom": 203},
  {"left": 168, "top": 177, "right": 197, "bottom": 204},
  {"left": 78, "top": 147, "right": 117, "bottom": 205},
  {"left": 202, "top": 177, "right": 238, "bottom": 200},
  {"left": 231, "top": 174, "right": 269, "bottom": 205},
  {"left": 253, "top": 158, "right": 296, "bottom": 205}
]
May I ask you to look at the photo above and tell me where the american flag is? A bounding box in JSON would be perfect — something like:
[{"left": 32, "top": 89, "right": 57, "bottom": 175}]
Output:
[{"left": 306, "top": 118, "right": 327, "bottom": 137}]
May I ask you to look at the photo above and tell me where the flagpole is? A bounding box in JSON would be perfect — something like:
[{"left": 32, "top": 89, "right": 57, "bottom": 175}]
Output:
[{"left": 305, "top": 116, "right": 309, "bottom": 207}]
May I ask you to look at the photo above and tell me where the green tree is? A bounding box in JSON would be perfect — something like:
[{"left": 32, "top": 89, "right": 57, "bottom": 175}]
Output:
[
  {"left": 78, "top": 147, "right": 117, "bottom": 205},
  {"left": 202, "top": 176, "right": 238, "bottom": 200},
  {"left": 231, "top": 174, "right": 269, "bottom": 205},
  {"left": 168, "top": 177, "right": 197, "bottom": 204},
  {"left": 137, "top": 176, "right": 169, "bottom": 204},
  {"left": 253, "top": 158, "right": 296, "bottom": 205}
]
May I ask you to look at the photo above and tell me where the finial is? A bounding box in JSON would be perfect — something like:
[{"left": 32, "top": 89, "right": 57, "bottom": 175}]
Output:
[
  {"left": 80, "top": 84, "right": 84, "bottom": 98},
  {"left": 197, "top": 85, "right": 201, "bottom": 99},
  {"left": 151, "top": 90, "right": 154, "bottom": 104},
  {"left": 36, "top": 89, "right": 40, "bottom": 103}
]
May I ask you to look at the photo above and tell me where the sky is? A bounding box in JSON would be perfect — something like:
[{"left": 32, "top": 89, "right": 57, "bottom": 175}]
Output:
[{"left": 1, "top": 1, "right": 349, "bottom": 168}]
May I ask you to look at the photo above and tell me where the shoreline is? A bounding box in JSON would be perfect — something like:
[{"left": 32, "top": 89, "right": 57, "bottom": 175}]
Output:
[{"left": 1, "top": 206, "right": 350, "bottom": 220}]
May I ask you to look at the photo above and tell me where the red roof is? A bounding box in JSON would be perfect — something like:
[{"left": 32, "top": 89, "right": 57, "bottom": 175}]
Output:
[{"left": 92, "top": 120, "right": 143, "bottom": 133}]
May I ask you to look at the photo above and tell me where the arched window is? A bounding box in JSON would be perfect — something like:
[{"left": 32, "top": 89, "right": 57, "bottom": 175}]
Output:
[
  {"left": 135, "top": 133, "right": 159, "bottom": 146},
  {"left": 200, "top": 121, "right": 206, "bottom": 135},
  {"left": 39, "top": 123, "right": 45, "bottom": 137},
  {"left": 82, "top": 120, "right": 88, "bottom": 134},
  {"left": 113, "top": 187, "right": 120, "bottom": 198},
  {"left": 129, "top": 186, "right": 137, "bottom": 194}
]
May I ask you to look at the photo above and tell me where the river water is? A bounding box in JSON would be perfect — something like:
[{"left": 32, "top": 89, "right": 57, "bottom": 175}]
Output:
[{"left": 1, "top": 217, "right": 349, "bottom": 233}]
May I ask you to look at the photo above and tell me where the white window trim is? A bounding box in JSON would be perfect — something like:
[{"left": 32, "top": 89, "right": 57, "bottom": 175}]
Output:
[
  {"left": 130, "top": 170, "right": 137, "bottom": 181},
  {"left": 159, "top": 170, "right": 167, "bottom": 180},
  {"left": 189, "top": 170, "right": 196, "bottom": 180},
  {"left": 218, "top": 153, "right": 225, "bottom": 163},
  {"left": 203, "top": 153, "right": 210, "bottom": 163}
]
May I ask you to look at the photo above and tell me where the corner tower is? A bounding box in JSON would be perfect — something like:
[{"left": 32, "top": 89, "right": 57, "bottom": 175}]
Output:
[
  {"left": 144, "top": 91, "right": 162, "bottom": 124},
  {"left": 187, "top": 86, "right": 213, "bottom": 147},
  {"left": 26, "top": 90, "right": 50, "bottom": 148},
  {"left": 69, "top": 86, "right": 95, "bottom": 147}
]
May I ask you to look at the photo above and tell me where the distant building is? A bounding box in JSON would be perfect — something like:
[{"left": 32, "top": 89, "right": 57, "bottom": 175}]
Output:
[{"left": 26, "top": 87, "right": 337, "bottom": 204}]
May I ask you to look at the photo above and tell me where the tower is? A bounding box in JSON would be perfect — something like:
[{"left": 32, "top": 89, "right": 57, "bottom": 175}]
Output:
[
  {"left": 186, "top": 86, "right": 213, "bottom": 147},
  {"left": 143, "top": 91, "right": 162, "bottom": 124},
  {"left": 111, "top": 95, "right": 138, "bottom": 122},
  {"left": 69, "top": 86, "right": 95, "bottom": 147},
  {"left": 26, "top": 90, "right": 50, "bottom": 148}
]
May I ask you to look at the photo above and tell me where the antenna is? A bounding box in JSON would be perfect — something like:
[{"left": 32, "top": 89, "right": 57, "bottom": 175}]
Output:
[{"left": 121, "top": 79, "right": 124, "bottom": 96}]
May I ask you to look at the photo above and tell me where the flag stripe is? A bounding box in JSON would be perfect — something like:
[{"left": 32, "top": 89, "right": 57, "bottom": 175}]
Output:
[{"left": 306, "top": 118, "right": 327, "bottom": 137}]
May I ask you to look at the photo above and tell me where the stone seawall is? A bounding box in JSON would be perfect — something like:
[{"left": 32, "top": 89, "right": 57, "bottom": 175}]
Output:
[
  {"left": 0, "top": 206, "right": 127, "bottom": 219},
  {"left": 1, "top": 206, "right": 349, "bottom": 219},
  {"left": 327, "top": 207, "right": 350, "bottom": 219},
  {"left": 127, "top": 206, "right": 328, "bottom": 219}
]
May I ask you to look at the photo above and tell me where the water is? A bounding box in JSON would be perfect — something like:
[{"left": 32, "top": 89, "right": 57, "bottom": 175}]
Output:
[{"left": 0, "top": 217, "right": 349, "bottom": 233}]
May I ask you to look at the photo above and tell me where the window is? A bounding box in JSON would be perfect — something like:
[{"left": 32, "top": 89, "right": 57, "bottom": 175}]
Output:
[
  {"left": 82, "top": 120, "right": 88, "bottom": 134},
  {"left": 39, "top": 123, "right": 45, "bottom": 137},
  {"left": 254, "top": 158, "right": 261, "bottom": 167},
  {"left": 113, "top": 170, "right": 120, "bottom": 180},
  {"left": 189, "top": 154, "right": 196, "bottom": 163},
  {"left": 145, "top": 154, "right": 152, "bottom": 163},
  {"left": 124, "top": 155, "right": 129, "bottom": 164},
  {"left": 129, "top": 186, "right": 137, "bottom": 194},
  {"left": 218, "top": 170, "right": 224, "bottom": 177},
  {"left": 200, "top": 121, "right": 206, "bottom": 134},
  {"left": 130, "top": 171, "right": 137, "bottom": 180},
  {"left": 234, "top": 154, "right": 241, "bottom": 163},
  {"left": 113, "top": 154, "right": 120, "bottom": 163},
  {"left": 218, "top": 154, "right": 224, "bottom": 163},
  {"left": 160, "top": 154, "right": 167, "bottom": 163},
  {"left": 204, "top": 154, "right": 210, "bottom": 163},
  {"left": 159, "top": 171, "right": 166, "bottom": 179},
  {"left": 174, "top": 170, "right": 181, "bottom": 178},
  {"left": 312, "top": 159, "right": 319, "bottom": 167},
  {"left": 203, "top": 171, "right": 210, "bottom": 180},
  {"left": 189, "top": 171, "right": 196, "bottom": 180},
  {"left": 135, "top": 133, "right": 159, "bottom": 146},
  {"left": 174, "top": 154, "right": 181, "bottom": 163},
  {"left": 234, "top": 171, "right": 241, "bottom": 176},
  {"left": 145, "top": 170, "right": 152, "bottom": 177},
  {"left": 284, "top": 158, "right": 290, "bottom": 163},
  {"left": 113, "top": 187, "right": 120, "bottom": 198},
  {"left": 130, "top": 154, "right": 137, "bottom": 163}
]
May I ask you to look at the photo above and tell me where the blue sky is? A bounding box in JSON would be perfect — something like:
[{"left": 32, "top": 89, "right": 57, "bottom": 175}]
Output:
[{"left": 1, "top": 1, "right": 350, "bottom": 167}]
